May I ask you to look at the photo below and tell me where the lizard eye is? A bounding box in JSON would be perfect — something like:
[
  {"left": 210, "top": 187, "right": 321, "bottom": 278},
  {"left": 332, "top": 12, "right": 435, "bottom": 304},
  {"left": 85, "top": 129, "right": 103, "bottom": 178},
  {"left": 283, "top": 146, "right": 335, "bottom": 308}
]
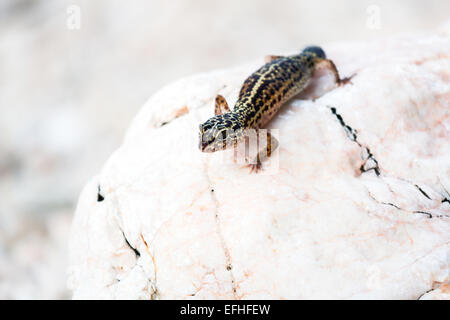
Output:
[
  {"left": 216, "top": 129, "right": 230, "bottom": 142},
  {"left": 202, "top": 128, "right": 215, "bottom": 143}
]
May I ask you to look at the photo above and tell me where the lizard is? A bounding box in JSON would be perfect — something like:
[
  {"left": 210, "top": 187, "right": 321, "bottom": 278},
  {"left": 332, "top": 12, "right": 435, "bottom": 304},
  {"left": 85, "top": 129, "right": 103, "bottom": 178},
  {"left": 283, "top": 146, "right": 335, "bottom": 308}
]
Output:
[{"left": 198, "top": 46, "right": 353, "bottom": 173}]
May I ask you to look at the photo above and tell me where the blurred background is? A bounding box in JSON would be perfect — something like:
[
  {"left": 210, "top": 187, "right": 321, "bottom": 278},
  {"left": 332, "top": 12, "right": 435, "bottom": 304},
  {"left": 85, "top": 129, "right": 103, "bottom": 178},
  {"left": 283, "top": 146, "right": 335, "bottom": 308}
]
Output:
[{"left": 0, "top": 0, "right": 449, "bottom": 299}]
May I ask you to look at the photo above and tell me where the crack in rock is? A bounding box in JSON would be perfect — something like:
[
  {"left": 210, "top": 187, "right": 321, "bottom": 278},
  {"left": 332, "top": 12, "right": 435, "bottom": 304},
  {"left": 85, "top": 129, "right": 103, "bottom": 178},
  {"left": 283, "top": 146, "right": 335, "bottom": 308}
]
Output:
[
  {"left": 114, "top": 198, "right": 142, "bottom": 259},
  {"left": 97, "top": 185, "right": 104, "bottom": 202},
  {"left": 115, "top": 199, "right": 159, "bottom": 299},
  {"left": 415, "top": 281, "right": 449, "bottom": 300},
  {"left": 329, "top": 106, "right": 380, "bottom": 176},
  {"left": 391, "top": 176, "right": 450, "bottom": 207},
  {"left": 415, "top": 184, "right": 432, "bottom": 200},
  {"left": 328, "top": 107, "right": 449, "bottom": 217},
  {"left": 121, "top": 230, "right": 141, "bottom": 257},
  {"left": 139, "top": 233, "right": 159, "bottom": 300},
  {"left": 367, "top": 190, "right": 443, "bottom": 219},
  {"left": 416, "top": 287, "right": 434, "bottom": 300},
  {"left": 202, "top": 161, "right": 238, "bottom": 299},
  {"left": 328, "top": 106, "right": 450, "bottom": 220},
  {"left": 119, "top": 222, "right": 160, "bottom": 299},
  {"left": 438, "top": 181, "right": 450, "bottom": 205}
]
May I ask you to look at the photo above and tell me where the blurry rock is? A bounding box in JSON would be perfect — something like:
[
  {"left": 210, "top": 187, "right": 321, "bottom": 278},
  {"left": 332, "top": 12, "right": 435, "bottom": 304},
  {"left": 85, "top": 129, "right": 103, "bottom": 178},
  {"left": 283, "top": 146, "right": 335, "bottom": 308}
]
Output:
[
  {"left": 0, "top": 209, "right": 72, "bottom": 299},
  {"left": 69, "top": 32, "right": 450, "bottom": 299}
]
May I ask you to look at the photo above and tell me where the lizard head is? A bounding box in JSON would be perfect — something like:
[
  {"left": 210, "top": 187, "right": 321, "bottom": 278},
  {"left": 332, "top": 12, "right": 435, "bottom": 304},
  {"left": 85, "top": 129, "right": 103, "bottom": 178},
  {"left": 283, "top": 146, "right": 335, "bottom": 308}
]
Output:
[
  {"left": 199, "top": 114, "right": 243, "bottom": 153},
  {"left": 302, "top": 46, "right": 326, "bottom": 59}
]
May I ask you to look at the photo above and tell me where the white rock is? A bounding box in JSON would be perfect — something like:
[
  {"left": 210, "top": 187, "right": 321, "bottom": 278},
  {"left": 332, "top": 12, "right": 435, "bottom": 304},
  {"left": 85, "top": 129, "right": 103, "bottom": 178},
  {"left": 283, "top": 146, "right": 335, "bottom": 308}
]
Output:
[
  {"left": 69, "top": 32, "right": 450, "bottom": 299},
  {"left": 419, "top": 284, "right": 450, "bottom": 300}
]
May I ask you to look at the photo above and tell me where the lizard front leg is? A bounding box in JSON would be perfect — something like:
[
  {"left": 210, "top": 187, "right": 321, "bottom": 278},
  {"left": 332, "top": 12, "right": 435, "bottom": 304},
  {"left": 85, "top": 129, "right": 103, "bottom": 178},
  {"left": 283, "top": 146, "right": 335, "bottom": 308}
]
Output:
[
  {"left": 246, "top": 131, "right": 279, "bottom": 173},
  {"left": 215, "top": 94, "right": 230, "bottom": 115}
]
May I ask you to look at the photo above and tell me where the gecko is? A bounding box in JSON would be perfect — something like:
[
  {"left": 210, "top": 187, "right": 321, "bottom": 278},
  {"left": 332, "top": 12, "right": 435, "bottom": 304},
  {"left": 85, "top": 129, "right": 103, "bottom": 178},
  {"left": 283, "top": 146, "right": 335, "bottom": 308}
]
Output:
[{"left": 198, "top": 46, "right": 352, "bottom": 173}]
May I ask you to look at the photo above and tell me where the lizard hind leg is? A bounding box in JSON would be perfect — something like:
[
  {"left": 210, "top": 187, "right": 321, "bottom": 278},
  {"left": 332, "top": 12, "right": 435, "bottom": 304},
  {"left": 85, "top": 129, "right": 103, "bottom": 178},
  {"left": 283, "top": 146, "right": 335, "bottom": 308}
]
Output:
[
  {"left": 314, "top": 58, "right": 354, "bottom": 86},
  {"left": 214, "top": 94, "right": 230, "bottom": 115}
]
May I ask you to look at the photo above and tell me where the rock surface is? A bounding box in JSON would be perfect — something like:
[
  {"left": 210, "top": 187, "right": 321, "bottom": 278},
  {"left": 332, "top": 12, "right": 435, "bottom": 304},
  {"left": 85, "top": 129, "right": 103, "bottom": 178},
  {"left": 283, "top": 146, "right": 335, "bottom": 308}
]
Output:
[
  {"left": 69, "top": 31, "right": 450, "bottom": 299},
  {"left": 418, "top": 283, "right": 450, "bottom": 300}
]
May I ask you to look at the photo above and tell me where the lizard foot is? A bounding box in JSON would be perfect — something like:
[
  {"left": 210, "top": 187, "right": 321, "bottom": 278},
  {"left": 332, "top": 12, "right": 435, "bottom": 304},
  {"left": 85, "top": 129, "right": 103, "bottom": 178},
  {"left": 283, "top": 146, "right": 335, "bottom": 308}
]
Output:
[
  {"left": 246, "top": 161, "right": 262, "bottom": 174},
  {"left": 338, "top": 73, "right": 356, "bottom": 86}
]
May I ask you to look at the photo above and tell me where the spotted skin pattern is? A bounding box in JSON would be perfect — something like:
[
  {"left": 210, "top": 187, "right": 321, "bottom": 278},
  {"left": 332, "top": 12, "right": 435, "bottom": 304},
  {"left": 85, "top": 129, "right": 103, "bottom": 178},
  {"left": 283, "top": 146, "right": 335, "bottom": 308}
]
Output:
[{"left": 199, "top": 46, "right": 351, "bottom": 172}]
